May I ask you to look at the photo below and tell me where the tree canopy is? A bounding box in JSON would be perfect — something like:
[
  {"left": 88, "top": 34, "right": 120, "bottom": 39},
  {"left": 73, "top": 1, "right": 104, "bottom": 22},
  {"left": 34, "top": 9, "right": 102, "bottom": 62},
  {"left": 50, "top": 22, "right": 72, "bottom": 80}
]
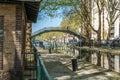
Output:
[{"left": 37, "top": 0, "right": 120, "bottom": 46}]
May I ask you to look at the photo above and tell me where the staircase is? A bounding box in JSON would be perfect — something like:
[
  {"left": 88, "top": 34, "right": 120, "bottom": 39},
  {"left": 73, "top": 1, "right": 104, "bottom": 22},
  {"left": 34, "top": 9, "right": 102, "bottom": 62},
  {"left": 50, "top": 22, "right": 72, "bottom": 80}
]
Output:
[
  {"left": 23, "top": 52, "right": 37, "bottom": 80},
  {"left": 23, "top": 51, "right": 51, "bottom": 80}
]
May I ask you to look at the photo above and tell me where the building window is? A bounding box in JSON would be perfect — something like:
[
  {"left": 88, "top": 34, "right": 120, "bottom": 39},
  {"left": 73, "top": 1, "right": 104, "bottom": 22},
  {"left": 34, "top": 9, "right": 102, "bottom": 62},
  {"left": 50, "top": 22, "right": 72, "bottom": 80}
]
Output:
[
  {"left": 111, "top": 27, "right": 114, "bottom": 30},
  {"left": 16, "top": 5, "right": 22, "bottom": 30},
  {"left": 110, "top": 23, "right": 115, "bottom": 38},
  {"left": 14, "top": 5, "right": 22, "bottom": 71},
  {"left": 110, "top": 33, "right": 114, "bottom": 38},
  {"left": 0, "top": 16, "right": 4, "bottom": 70}
]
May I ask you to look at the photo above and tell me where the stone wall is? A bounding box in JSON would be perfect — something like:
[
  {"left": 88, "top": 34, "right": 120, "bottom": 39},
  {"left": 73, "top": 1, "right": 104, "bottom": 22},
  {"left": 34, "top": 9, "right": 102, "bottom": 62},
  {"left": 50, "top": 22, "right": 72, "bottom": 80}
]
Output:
[
  {"left": 25, "top": 22, "right": 32, "bottom": 53},
  {"left": 75, "top": 49, "right": 120, "bottom": 73},
  {"left": 90, "top": 52, "right": 120, "bottom": 73}
]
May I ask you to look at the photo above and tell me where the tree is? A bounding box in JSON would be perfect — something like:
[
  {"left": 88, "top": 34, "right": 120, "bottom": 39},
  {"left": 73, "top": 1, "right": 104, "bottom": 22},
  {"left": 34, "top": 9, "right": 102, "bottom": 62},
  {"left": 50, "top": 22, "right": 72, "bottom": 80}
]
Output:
[
  {"left": 39, "top": 0, "right": 80, "bottom": 18},
  {"left": 39, "top": 0, "right": 106, "bottom": 46},
  {"left": 78, "top": 0, "right": 92, "bottom": 43},
  {"left": 39, "top": 0, "right": 87, "bottom": 39},
  {"left": 60, "top": 15, "right": 81, "bottom": 32},
  {"left": 60, "top": 0, "right": 92, "bottom": 43},
  {"left": 105, "top": 0, "right": 120, "bottom": 40},
  {"left": 90, "top": 0, "right": 105, "bottom": 46},
  {"left": 37, "top": 32, "right": 65, "bottom": 41}
]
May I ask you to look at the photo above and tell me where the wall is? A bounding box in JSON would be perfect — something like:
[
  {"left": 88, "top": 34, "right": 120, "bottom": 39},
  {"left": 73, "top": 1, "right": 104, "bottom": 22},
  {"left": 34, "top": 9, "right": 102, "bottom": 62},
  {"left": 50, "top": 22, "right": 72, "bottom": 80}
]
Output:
[
  {"left": 25, "top": 22, "right": 32, "bottom": 53},
  {"left": 0, "top": 3, "right": 16, "bottom": 70},
  {"left": 76, "top": 49, "right": 120, "bottom": 73},
  {"left": 0, "top": 3, "right": 25, "bottom": 80}
]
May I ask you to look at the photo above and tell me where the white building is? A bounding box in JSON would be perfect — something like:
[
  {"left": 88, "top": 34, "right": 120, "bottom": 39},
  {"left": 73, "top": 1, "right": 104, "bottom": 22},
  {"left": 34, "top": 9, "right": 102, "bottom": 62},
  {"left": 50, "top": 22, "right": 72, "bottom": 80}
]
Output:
[{"left": 91, "top": 0, "right": 120, "bottom": 40}]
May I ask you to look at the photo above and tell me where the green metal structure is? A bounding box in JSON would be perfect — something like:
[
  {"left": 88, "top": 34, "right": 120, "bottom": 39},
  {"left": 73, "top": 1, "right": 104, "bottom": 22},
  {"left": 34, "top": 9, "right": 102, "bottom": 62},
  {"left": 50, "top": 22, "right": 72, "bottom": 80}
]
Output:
[
  {"left": 36, "top": 54, "right": 51, "bottom": 80},
  {"left": 32, "top": 27, "right": 86, "bottom": 40}
]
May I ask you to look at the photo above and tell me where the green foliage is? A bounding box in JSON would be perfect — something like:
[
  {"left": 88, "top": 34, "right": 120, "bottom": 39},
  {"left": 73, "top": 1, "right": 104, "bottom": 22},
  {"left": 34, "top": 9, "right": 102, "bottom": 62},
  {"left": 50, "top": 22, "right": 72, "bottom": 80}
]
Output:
[
  {"left": 37, "top": 32, "right": 66, "bottom": 40},
  {"left": 37, "top": 0, "right": 83, "bottom": 40},
  {"left": 39, "top": 0, "right": 104, "bottom": 42},
  {"left": 60, "top": 0, "right": 92, "bottom": 39},
  {"left": 39, "top": 0, "right": 80, "bottom": 17},
  {"left": 60, "top": 14, "right": 81, "bottom": 32}
]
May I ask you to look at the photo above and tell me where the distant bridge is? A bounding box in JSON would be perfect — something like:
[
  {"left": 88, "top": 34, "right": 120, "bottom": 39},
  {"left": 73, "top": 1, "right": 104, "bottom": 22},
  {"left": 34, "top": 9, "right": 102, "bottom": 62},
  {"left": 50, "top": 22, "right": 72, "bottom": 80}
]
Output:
[{"left": 32, "top": 27, "right": 86, "bottom": 40}]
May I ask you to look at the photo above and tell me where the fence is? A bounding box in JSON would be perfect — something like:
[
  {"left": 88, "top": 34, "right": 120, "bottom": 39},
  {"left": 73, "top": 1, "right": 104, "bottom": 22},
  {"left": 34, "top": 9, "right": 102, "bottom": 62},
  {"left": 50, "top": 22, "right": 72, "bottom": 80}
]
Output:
[
  {"left": 75, "top": 47, "right": 120, "bottom": 73},
  {"left": 36, "top": 54, "right": 51, "bottom": 80},
  {"left": 24, "top": 51, "right": 51, "bottom": 80}
]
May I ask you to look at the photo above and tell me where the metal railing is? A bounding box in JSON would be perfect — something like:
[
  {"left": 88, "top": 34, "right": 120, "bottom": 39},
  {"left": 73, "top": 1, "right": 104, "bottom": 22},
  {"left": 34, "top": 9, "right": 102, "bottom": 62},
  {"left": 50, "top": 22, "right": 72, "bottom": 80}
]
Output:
[{"left": 36, "top": 54, "right": 51, "bottom": 80}]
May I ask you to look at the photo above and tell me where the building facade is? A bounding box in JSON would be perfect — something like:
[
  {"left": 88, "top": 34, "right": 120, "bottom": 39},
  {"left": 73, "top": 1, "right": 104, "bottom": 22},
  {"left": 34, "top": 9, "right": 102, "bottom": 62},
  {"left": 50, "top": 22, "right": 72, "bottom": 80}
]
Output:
[
  {"left": 91, "top": 0, "right": 120, "bottom": 40},
  {"left": 0, "top": 1, "right": 40, "bottom": 80}
]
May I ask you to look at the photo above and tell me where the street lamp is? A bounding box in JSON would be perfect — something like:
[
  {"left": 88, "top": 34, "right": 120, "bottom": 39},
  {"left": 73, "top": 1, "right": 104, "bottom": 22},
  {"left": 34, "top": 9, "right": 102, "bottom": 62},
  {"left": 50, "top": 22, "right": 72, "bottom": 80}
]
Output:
[
  {"left": 52, "top": 36, "right": 56, "bottom": 50},
  {"left": 63, "top": 34, "right": 66, "bottom": 44}
]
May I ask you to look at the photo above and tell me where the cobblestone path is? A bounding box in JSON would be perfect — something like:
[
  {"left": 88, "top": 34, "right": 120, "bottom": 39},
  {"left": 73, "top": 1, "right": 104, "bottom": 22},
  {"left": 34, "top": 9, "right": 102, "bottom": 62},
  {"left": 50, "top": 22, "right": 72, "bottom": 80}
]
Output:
[{"left": 40, "top": 50, "right": 120, "bottom": 80}]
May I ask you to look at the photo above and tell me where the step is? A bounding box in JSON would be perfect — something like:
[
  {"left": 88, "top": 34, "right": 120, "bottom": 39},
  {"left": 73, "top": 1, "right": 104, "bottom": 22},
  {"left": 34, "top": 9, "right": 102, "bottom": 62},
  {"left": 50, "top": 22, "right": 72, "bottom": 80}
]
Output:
[
  {"left": 29, "top": 79, "right": 37, "bottom": 80},
  {"left": 24, "top": 77, "right": 36, "bottom": 80},
  {"left": 24, "top": 66, "right": 36, "bottom": 70}
]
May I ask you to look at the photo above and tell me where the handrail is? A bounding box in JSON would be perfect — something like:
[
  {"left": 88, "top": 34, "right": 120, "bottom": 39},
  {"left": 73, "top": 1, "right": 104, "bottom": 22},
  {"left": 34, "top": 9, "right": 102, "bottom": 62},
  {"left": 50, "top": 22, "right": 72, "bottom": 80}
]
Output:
[{"left": 36, "top": 54, "right": 51, "bottom": 80}]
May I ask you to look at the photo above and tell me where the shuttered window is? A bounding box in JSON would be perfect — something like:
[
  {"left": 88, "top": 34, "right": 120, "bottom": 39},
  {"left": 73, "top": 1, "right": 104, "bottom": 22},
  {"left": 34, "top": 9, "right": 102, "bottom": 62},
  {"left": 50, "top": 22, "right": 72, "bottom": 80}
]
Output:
[
  {"left": 14, "top": 5, "right": 22, "bottom": 71},
  {"left": 0, "top": 16, "right": 4, "bottom": 70}
]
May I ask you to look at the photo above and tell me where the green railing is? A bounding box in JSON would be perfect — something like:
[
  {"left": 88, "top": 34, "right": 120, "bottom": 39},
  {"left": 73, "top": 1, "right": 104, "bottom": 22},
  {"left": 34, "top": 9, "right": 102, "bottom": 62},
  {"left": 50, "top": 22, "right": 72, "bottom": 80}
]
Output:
[{"left": 36, "top": 54, "right": 51, "bottom": 80}]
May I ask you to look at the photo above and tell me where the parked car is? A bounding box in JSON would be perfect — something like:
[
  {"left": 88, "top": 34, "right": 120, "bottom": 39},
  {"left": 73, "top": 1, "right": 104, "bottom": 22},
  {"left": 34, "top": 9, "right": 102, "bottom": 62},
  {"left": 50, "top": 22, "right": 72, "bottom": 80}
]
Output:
[
  {"left": 110, "top": 37, "right": 120, "bottom": 47},
  {"left": 33, "top": 40, "right": 45, "bottom": 49},
  {"left": 43, "top": 43, "right": 52, "bottom": 49},
  {"left": 101, "top": 40, "right": 108, "bottom": 46}
]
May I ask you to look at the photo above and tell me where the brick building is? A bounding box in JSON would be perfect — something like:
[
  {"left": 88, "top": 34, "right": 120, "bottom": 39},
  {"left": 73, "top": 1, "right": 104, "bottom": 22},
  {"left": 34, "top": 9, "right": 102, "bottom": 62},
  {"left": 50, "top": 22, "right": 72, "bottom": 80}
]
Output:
[{"left": 0, "top": 1, "right": 40, "bottom": 80}]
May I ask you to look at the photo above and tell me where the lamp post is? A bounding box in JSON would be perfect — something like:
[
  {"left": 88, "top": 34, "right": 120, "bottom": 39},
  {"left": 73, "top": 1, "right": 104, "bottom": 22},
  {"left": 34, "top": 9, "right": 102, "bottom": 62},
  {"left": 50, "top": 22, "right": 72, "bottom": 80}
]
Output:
[
  {"left": 52, "top": 36, "right": 56, "bottom": 50},
  {"left": 63, "top": 34, "right": 66, "bottom": 51},
  {"left": 63, "top": 34, "right": 66, "bottom": 44}
]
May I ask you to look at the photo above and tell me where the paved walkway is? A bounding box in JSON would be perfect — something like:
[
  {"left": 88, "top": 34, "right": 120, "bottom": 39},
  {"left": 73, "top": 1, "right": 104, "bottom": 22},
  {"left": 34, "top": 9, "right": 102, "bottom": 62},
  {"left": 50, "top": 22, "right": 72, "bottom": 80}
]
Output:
[{"left": 40, "top": 50, "right": 120, "bottom": 80}]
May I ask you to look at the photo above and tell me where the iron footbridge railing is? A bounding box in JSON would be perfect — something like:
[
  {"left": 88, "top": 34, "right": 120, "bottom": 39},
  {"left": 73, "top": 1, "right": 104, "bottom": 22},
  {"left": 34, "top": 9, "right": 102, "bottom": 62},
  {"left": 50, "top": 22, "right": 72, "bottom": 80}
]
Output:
[{"left": 36, "top": 54, "right": 51, "bottom": 80}]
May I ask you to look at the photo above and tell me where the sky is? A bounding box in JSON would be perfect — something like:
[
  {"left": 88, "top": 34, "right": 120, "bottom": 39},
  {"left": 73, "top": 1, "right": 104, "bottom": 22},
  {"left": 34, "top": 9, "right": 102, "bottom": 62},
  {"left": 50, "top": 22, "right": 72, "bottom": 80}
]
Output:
[
  {"left": 32, "top": 13, "right": 63, "bottom": 33},
  {"left": 31, "top": 4, "right": 72, "bottom": 33}
]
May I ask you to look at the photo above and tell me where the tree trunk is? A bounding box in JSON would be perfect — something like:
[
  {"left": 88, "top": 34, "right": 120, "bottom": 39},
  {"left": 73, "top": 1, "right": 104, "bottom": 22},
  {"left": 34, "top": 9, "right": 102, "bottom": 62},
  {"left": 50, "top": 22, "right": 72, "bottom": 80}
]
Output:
[
  {"left": 97, "top": 11, "right": 102, "bottom": 46},
  {"left": 84, "top": 22, "right": 92, "bottom": 46},
  {"left": 107, "top": 23, "right": 112, "bottom": 40},
  {"left": 97, "top": 51, "right": 101, "bottom": 66},
  {"left": 97, "top": 31, "right": 101, "bottom": 46}
]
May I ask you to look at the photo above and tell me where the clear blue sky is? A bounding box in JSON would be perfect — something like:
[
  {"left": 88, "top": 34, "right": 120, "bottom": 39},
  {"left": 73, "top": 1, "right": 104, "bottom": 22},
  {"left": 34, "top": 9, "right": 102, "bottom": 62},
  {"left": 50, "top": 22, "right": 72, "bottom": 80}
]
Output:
[{"left": 32, "top": 14, "right": 63, "bottom": 33}]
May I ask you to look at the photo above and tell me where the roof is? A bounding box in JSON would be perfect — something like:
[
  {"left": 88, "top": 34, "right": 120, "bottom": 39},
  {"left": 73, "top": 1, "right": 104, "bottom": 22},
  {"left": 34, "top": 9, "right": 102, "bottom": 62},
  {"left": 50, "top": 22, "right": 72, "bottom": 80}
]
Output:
[
  {"left": 0, "top": 0, "right": 41, "bottom": 22},
  {"left": 24, "top": 2, "right": 40, "bottom": 22}
]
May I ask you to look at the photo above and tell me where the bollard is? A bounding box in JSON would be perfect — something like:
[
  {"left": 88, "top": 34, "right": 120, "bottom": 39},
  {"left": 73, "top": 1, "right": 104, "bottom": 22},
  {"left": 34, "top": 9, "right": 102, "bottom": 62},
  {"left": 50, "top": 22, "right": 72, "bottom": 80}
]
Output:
[
  {"left": 71, "top": 58, "right": 78, "bottom": 71},
  {"left": 49, "top": 48, "right": 51, "bottom": 53}
]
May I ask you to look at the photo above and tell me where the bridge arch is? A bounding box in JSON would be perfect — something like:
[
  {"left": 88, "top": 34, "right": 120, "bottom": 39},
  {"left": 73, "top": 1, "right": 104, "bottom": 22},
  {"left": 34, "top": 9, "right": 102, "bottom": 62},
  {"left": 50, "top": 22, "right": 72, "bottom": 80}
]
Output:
[{"left": 32, "top": 27, "right": 86, "bottom": 40}]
